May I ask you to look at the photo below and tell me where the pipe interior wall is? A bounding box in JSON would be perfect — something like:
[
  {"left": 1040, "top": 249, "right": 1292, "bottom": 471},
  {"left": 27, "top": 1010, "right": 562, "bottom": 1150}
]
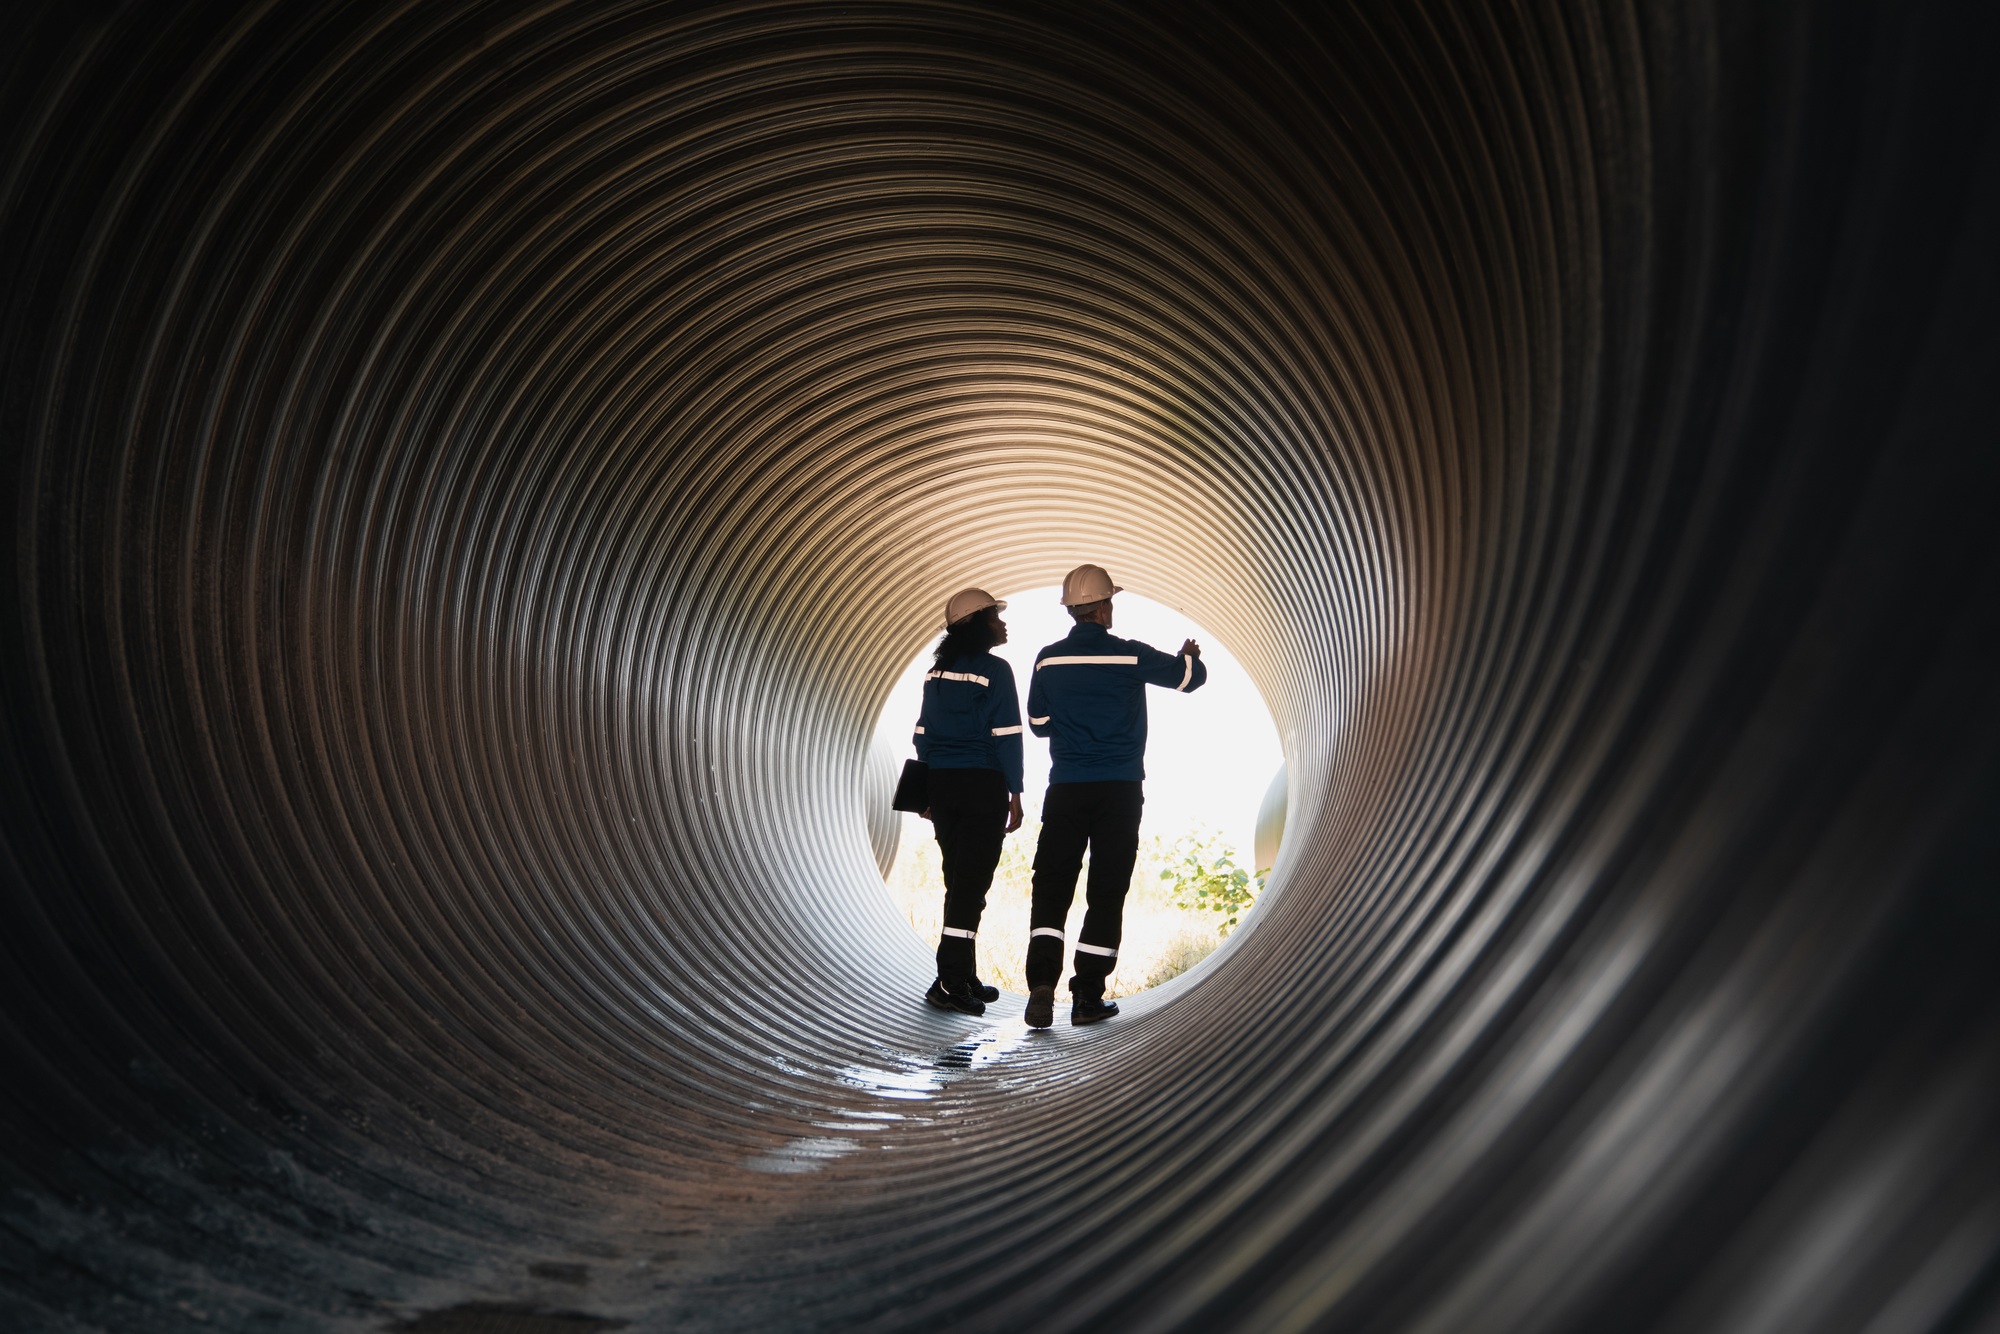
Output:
[{"left": 3, "top": 2, "right": 1997, "bottom": 1330}]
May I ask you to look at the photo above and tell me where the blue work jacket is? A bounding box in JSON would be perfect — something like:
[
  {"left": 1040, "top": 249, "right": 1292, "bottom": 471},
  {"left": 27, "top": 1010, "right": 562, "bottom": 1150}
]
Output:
[
  {"left": 913, "top": 651, "right": 1025, "bottom": 793},
  {"left": 1026, "top": 622, "right": 1207, "bottom": 784}
]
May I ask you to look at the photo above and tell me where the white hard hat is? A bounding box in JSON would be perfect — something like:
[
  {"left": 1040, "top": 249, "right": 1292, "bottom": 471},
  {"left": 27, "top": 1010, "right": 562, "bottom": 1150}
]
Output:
[
  {"left": 944, "top": 587, "right": 1007, "bottom": 627},
  {"left": 1060, "top": 563, "right": 1122, "bottom": 606}
]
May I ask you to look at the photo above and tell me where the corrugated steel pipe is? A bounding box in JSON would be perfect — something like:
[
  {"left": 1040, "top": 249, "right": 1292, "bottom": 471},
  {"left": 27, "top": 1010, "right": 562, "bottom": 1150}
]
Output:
[{"left": 4, "top": 2, "right": 1997, "bottom": 1330}]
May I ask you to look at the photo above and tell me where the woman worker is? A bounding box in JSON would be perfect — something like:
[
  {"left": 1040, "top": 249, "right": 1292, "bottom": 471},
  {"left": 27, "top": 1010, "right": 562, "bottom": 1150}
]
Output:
[{"left": 913, "top": 588, "right": 1026, "bottom": 1015}]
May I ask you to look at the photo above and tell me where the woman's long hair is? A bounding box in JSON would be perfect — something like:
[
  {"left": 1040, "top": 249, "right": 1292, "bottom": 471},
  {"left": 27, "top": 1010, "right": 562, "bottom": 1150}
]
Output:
[{"left": 932, "top": 608, "right": 1000, "bottom": 671}]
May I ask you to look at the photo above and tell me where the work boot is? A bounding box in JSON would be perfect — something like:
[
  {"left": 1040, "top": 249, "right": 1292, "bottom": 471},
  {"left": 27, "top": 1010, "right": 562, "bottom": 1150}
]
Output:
[
  {"left": 924, "top": 977, "right": 985, "bottom": 1016},
  {"left": 1071, "top": 996, "right": 1120, "bottom": 1026},
  {"left": 968, "top": 977, "right": 999, "bottom": 1004},
  {"left": 1024, "top": 985, "right": 1056, "bottom": 1029}
]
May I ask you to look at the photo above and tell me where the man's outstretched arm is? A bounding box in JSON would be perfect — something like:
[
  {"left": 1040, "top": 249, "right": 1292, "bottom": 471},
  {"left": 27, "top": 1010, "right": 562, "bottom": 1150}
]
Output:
[{"left": 1136, "top": 637, "right": 1207, "bottom": 693}]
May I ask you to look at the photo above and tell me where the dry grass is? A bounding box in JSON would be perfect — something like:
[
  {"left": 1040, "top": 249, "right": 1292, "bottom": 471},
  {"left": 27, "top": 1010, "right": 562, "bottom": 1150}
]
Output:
[
  {"left": 1141, "top": 929, "right": 1219, "bottom": 989},
  {"left": 884, "top": 815, "right": 1238, "bottom": 999}
]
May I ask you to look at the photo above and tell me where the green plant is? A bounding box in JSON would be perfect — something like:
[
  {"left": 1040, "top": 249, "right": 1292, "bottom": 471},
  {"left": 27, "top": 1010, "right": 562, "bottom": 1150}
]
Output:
[{"left": 1159, "top": 830, "right": 1260, "bottom": 935}]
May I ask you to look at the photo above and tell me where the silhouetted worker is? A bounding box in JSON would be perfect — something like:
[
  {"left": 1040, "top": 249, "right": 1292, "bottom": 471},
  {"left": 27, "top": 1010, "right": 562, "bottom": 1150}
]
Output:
[
  {"left": 913, "top": 588, "right": 1026, "bottom": 1015},
  {"left": 1022, "top": 564, "right": 1206, "bottom": 1027}
]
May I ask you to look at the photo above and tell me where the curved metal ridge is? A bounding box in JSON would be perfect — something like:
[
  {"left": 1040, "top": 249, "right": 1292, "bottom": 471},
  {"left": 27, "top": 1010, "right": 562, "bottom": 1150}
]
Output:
[{"left": 3, "top": 2, "right": 1995, "bottom": 1330}]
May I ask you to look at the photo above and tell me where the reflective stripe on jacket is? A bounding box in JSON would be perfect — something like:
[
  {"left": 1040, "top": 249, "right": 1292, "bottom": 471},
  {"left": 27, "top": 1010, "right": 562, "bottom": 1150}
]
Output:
[
  {"left": 1025, "top": 623, "right": 1207, "bottom": 784},
  {"left": 913, "top": 651, "right": 1024, "bottom": 793}
]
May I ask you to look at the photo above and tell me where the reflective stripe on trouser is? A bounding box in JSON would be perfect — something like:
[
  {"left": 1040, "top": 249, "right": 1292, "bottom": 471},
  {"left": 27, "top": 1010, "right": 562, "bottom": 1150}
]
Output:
[
  {"left": 1024, "top": 779, "right": 1144, "bottom": 998},
  {"left": 928, "top": 767, "right": 1009, "bottom": 989}
]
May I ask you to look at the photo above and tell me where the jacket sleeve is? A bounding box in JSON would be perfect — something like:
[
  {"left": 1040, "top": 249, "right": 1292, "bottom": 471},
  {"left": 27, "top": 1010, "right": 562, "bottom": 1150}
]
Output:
[
  {"left": 986, "top": 660, "right": 1025, "bottom": 793},
  {"left": 1136, "top": 640, "right": 1208, "bottom": 693},
  {"left": 1025, "top": 657, "right": 1052, "bottom": 738},
  {"left": 913, "top": 677, "right": 933, "bottom": 761}
]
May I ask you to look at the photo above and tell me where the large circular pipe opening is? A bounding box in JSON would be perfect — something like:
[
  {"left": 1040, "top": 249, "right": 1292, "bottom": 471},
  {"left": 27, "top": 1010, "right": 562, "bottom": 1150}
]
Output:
[{"left": 3, "top": 3, "right": 1995, "bottom": 1331}]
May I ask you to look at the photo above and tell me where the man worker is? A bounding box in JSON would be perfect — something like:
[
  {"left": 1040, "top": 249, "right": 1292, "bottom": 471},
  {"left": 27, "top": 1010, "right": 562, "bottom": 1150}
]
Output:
[{"left": 1022, "top": 563, "right": 1207, "bottom": 1028}]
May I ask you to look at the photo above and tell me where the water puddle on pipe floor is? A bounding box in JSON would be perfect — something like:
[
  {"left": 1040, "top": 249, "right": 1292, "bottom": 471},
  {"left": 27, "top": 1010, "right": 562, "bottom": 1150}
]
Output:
[
  {"left": 743, "top": 1022, "right": 1032, "bottom": 1173},
  {"left": 832, "top": 1060, "right": 942, "bottom": 1101},
  {"left": 740, "top": 1135, "right": 864, "bottom": 1175},
  {"left": 934, "top": 1023, "right": 1029, "bottom": 1071},
  {"left": 809, "top": 1108, "right": 905, "bottom": 1132}
]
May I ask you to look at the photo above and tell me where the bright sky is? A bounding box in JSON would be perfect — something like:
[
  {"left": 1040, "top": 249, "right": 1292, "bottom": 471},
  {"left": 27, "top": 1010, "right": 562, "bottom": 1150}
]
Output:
[{"left": 873, "top": 585, "right": 1284, "bottom": 867}]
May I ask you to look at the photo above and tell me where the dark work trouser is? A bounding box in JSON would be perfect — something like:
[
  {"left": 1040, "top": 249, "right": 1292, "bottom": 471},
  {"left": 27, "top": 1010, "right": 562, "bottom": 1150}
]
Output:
[
  {"left": 927, "top": 766, "right": 1008, "bottom": 990},
  {"left": 1025, "top": 780, "right": 1144, "bottom": 999}
]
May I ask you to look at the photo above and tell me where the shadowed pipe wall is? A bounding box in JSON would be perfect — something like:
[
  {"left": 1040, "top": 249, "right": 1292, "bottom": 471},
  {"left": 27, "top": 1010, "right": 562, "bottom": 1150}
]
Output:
[{"left": 4, "top": 2, "right": 1997, "bottom": 1330}]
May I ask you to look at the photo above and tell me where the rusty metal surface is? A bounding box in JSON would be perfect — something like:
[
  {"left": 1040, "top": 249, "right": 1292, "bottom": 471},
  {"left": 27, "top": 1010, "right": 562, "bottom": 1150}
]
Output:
[{"left": 3, "top": 2, "right": 1997, "bottom": 1330}]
